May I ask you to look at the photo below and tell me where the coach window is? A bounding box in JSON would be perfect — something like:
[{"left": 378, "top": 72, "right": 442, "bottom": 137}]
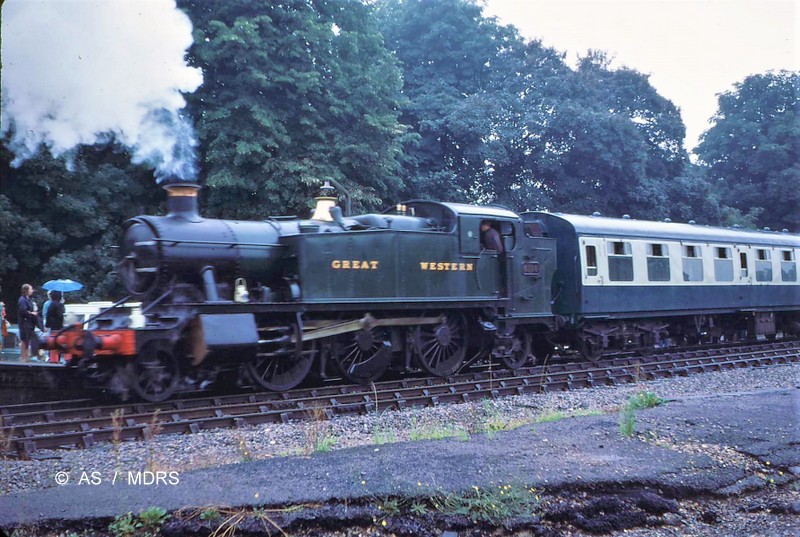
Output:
[
  {"left": 781, "top": 250, "right": 797, "bottom": 282},
  {"left": 646, "top": 243, "right": 670, "bottom": 281},
  {"left": 713, "top": 246, "right": 734, "bottom": 282},
  {"left": 585, "top": 245, "right": 598, "bottom": 276},
  {"left": 740, "top": 252, "right": 749, "bottom": 278},
  {"left": 755, "top": 249, "right": 773, "bottom": 282},
  {"left": 607, "top": 241, "right": 633, "bottom": 281},
  {"left": 682, "top": 245, "right": 703, "bottom": 282}
]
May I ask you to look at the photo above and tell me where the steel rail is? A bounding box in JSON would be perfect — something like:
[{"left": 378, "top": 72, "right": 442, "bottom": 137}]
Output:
[
  {"left": 5, "top": 340, "right": 792, "bottom": 428},
  {"left": 3, "top": 340, "right": 798, "bottom": 457}
]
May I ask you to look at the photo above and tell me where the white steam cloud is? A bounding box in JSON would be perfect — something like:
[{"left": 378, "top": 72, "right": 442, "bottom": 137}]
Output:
[{"left": 1, "top": 0, "right": 203, "bottom": 181}]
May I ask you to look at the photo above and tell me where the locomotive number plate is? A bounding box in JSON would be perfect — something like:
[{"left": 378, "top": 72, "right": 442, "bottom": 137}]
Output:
[{"left": 522, "top": 262, "right": 540, "bottom": 276}]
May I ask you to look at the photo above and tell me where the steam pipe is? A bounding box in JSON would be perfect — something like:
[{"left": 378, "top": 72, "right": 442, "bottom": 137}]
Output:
[
  {"left": 324, "top": 178, "right": 351, "bottom": 216},
  {"left": 202, "top": 266, "right": 220, "bottom": 302}
]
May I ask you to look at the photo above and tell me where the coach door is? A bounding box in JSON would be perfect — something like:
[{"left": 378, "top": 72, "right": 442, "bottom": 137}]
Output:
[{"left": 580, "top": 237, "right": 605, "bottom": 313}]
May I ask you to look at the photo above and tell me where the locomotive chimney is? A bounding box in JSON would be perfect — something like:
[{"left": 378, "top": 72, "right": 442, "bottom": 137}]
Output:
[{"left": 163, "top": 179, "right": 202, "bottom": 222}]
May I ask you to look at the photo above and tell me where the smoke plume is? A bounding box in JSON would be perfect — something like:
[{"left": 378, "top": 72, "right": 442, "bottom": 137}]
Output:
[{"left": 1, "top": 0, "right": 203, "bottom": 181}]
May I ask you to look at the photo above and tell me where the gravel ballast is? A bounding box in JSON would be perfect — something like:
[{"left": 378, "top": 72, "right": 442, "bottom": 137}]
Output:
[{"left": 1, "top": 362, "right": 798, "bottom": 536}]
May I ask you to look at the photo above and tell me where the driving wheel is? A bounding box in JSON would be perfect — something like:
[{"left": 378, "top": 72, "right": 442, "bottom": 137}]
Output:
[
  {"left": 331, "top": 328, "right": 392, "bottom": 385},
  {"left": 247, "top": 323, "right": 315, "bottom": 391},
  {"left": 414, "top": 313, "right": 468, "bottom": 376}
]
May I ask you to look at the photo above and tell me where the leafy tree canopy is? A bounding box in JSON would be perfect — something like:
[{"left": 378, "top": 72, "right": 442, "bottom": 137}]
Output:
[
  {"left": 696, "top": 71, "right": 800, "bottom": 232},
  {"left": 4, "top": 0, "right": 792, "bottom": 306},
  {"left": 376, "top": 1, "right": 694, "bottom": 221},
  {"left": 0, "top": 137, "right": 162, "bottom": 315},
  {"left": 179, "top": 0, "right": 411, "bottom": 218}
]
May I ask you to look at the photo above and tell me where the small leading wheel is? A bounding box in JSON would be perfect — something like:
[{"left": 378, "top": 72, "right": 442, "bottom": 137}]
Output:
[
  {"left": 332, "top": 328, "right": 392, "bottom": 385},
  {"left": 500, "top": 329, "right": 532, "bottom": 370},
  {"left": 247, "top": 324, "right": 315, "bottom": 392},
  {"left": 414, "top": 313, "right": 468, "bottom": 377},
  {"left": 131, "top": 341, "right": 181, "bottom": 402}
]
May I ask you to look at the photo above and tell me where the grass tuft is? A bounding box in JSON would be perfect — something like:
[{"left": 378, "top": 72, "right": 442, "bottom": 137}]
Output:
[{"left": 430, "top": 482, "right": 541, "bottom": 524}]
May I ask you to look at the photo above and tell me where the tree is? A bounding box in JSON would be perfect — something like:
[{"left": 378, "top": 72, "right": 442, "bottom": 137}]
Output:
[
  {"left": 377, "top": 0, "right": 529, "bottom": 202},
  {"left": 179, "top": 0, "right": 409, "bottom": 218},
  {"left": 0, "top": 136, "right": 162, "bottom": 315},
  {"left": 696, "top": 71, "right": 800, "bottom": 232},
  {"left": 377, "top": 1, "right": 695, "bottom": 220}
]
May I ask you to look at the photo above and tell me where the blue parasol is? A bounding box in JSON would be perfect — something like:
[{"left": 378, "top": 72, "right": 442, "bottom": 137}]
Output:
[{"left": 42, "top": 279, "right": 84, "bottom": 292}]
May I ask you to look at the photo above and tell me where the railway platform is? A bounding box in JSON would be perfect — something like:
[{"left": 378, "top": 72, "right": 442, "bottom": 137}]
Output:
[
  {"left": 0, "top": 357, "right": 79, "bottom": 406},
  {"left": 0, "top": 387, "right": 798, "bottom": 534}
]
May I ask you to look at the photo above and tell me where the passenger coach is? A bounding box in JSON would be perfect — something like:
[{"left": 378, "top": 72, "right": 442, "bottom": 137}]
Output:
[{"left": 523, "top": 212, "right": 800, "bottom": 358}]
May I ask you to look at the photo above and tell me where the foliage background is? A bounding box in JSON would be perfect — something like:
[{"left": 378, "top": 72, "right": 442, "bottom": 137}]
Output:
[{"left": 1, "top": 0, "right": 797, "bottom": 315}]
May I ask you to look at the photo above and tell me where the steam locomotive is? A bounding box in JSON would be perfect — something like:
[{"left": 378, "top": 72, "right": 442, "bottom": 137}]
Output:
[{"left": 45, "top": 181, "right": 800, "bottom": 402}]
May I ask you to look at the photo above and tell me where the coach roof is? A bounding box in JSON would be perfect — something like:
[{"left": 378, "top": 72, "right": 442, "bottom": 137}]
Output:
[{"left": 525, "top": 212, "right": 800, "bottom": 248}]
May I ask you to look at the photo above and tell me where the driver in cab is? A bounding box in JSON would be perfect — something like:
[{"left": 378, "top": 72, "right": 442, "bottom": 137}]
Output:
[{"left": 480, "top": 220, "right": 504, "bottom": 253}]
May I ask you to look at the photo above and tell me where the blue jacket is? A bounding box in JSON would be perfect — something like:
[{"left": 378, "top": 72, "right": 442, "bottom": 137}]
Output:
[{"left": 18, "top": 295, "right": 36, "bottom": 330}]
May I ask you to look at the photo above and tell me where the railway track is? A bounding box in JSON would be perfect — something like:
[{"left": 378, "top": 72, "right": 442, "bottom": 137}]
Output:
[{"left": 2, "top": 340, "right": 798, "bottom": 457}]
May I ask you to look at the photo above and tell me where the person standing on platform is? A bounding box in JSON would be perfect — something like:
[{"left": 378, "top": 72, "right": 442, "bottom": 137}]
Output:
[
  {"left": 18, "top": 284, "right": 37, "bottom": 362},
  {"left": 42, "top": 290, "right": 53, "bottom": 325},
  {"left": 45, "top": 291, "right": 66, "bottom": 363}
]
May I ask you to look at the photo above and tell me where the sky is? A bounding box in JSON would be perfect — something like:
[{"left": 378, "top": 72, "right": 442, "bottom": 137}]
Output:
[{"left": 482, "top": 0, "right": 798, "bottom": 152}]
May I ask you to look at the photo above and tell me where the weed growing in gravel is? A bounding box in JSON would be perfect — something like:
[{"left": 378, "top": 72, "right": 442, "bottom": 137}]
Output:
[
  {"left": 627, "top": 391, "right": 665, "bottom": 410},
  {"left": 475, "top": 399, "right": 533, "bottom": 438},
  {"left": 139, "top": 506, "right": 169, "bottom": 533},
  {"left": 618, "top": 391, "right": 664, "bottom": 437},
  {"left": 479, "top": 400, "right": 507, "bottom": 438},
  {"left": 410, "top": 500, "right": 429, "bottom": 515},
  {"left": 372, "top": 408, "right": 397, "bottom": 445},
  {"left": 234, "top": 427, "right": 254, "bottom": 462},
  {"left": 0, "top": 425, "right": 13, "bottom": 495},
  {"left": 314, "top": 434, "right": 337, "bottom": 452},
  {"left": 378, "top": 497, "right": 402, "bottom": 516},
  {"left": 619, "top": 404, "right": 636, "bottom": 437},
  {"left": 110, "top": 408, "right": 124, "bottom": 472},
  {"left": 109, "top": 506, "right": 169, "bottom": 537},
  {"left": 430, "top": 482, "right": 541, "bottom": 524},
  {"left": 534, "top": 410, "right": 567, "bottom": 423},
  {"left": 144, "top": 410, "right": 163, "bottom": 472},
  {"left": 109, "top": 513, "right": 139, "bottom": 537},
  {"left": 303, "top": 405, "right": 337, "bottom": 454},
  {"left": 176, "top": 506, "right": 287, "bottom": 536},
  {"left": 251, "top": 506, "right": 293, "bottom": 536},
  {"left": 372, "top": 423, "right": 396, "bottom": 445},
  {"left": 409, "top": 422, "right": 468, "bottom": 441},
  {"left": 8, "top": 528, "right": 42, "bottom": 537},
  {"left": 200, "top": 508, "right": 221, "bottom": 521}
]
